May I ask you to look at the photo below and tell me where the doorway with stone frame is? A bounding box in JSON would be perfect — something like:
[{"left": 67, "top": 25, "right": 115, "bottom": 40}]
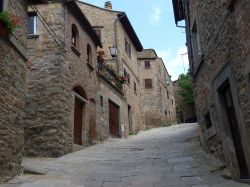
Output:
[
  {"left": 218, "top": 80, "right": 249, "bottom": 179},
  {"left": 73, "top": 86, "right": 87, "bottom": 146}
]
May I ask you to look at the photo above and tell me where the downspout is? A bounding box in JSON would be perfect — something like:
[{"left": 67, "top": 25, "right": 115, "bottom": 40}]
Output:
[{"left": 114, "top": 13, "right": 126, "bottom": 74}]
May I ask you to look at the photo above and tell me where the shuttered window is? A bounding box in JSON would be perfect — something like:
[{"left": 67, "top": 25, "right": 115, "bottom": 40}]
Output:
[
  {"left": 124, "top": 69, "right": 130, "bottom": 85},
  {"left": 145, "top": 79, "right": 152, "bottom": 89},
  {"left": 144, "top": 61, "right": 150, "bottom": 69},
  {"left": 124, "top": 37, "right": 131, "bottom": 58},
  {"left": 94, "top": 28, "right": 101, "bottom": 41}
]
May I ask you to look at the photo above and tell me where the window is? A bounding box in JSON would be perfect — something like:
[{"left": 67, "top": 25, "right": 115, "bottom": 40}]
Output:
[
  {"left": 134, "top": 82, "right": 137, "bottom": 93},
  {"left": 94, "top": 28, "right": 102, "bottom": 41},
  {"left": 191, "top": 20, "right": 202, "bottom": 60},
  {"left": 204, "top": 112, "right": 212, "bottom": 129},
  {"left": 0, "top": 0, "right": 4, "bottom": 12},
  {"left": 87, "top": 44, "right": 92, "bottom": 64},
  {"left": 28, "top": 12, "right": 37, "bottom": 35},
  {"left": 71, "top": 24, "right": 79, "bottom": 48},
  {"left": 172, "top": 99, "right": 174, "bottom": 105},
  {"left": 144, "top": 61, "right": 150, "bottom": 69},
  {"left": 145, "top": 79, "right": 152, "bottom": 89},
  {"left": 167, "top": 91, "right": 169, "bottom": 99},
  {"left": 125, "top": 37, "right": 131, "bottom": 58},
  {"left": 100, "top": 95, "right": 103, "bottom": 107},
  {"left": 124, "top": 69, "right": 130, "bottom": 85}
]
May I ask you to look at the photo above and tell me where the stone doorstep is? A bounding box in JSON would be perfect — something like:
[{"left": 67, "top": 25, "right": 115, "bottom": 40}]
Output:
[{"left": 234, "top": 179, "right": 250, "bottom": 185}]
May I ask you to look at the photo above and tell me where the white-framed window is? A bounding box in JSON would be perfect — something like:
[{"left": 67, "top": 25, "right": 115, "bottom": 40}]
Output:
[
  {"left": 191, "top": 19, "right": 202, "bottom": 61},
  {"left": 28, "top": 12, "right": 38, "bottom": 35}
]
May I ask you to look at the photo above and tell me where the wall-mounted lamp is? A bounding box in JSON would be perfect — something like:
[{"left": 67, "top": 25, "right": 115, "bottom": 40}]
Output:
[{"left": 109, "top": 45, "right": 118, "bottom": 58}]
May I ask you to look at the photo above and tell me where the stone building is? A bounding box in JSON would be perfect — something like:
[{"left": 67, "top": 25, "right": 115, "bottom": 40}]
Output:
[
  {"left": 25, "top": 0, "right": 102, "bottom": 157},
  {"left": 173, "top": 0, "right": 250, "bottom": 179},
  {"left": 138, "top": 49, "right": 176, "bottom": 128},
  {"left": 173, "top": 80, "right": 196, "bottom": 123},
  {"left": 77, "top": 1, "right": 144, "bottom": 137},
  {"left": 0, "top": 0, "right": 27, "bottom": 182}
]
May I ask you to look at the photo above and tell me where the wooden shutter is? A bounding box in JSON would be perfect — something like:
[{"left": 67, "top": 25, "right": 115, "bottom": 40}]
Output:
[
  {"left": 145, "top": 79, "right": 152, "bottom": 89},
  {"left": 144, "top": 61, "right": 150, "bottom": 69},
  {"left": 94, "top": 28, "right": 101, "bottom": 41}
]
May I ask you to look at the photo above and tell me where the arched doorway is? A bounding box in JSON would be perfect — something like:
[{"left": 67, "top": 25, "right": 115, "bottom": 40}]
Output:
[
  {"left": 88, "top": 99, "right": 96, "bottom": 143},
  {"left": 73, "top": 86, "right": 87, "bottom": 145}
]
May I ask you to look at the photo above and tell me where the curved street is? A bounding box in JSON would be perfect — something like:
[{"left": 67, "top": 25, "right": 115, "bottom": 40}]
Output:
[{"left": 2, "top": 124, "right": 248, "bottom": 187}]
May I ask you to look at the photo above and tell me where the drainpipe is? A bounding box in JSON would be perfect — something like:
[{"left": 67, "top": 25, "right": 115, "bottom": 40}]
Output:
[{"left": 114, "top": 13, "right": 126, "bottom": 74}]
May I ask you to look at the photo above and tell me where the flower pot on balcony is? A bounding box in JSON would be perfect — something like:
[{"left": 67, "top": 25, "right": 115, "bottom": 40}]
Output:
[{"left": 0, "top": 21, "right": 9, "bottom": 38}]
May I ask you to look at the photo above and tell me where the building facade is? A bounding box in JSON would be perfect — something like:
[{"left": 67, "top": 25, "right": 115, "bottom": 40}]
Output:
[
  {"left": 0, "top": 0, "right": 27, "bottom": 182},
  {"left": 138, "top": 49, "right": 176, "bottom": 128},
  {"left": 77, "top": 1, "right": 145, "bottom": 137},
  {"left": 25, "top": 0, "right": 102, "bottom": 157},
  {"left": 173, "top": 0, "right": 250, "bottom": 179},
  {"left": 173, "top": 80, "right": 196, "bottom": 123}
]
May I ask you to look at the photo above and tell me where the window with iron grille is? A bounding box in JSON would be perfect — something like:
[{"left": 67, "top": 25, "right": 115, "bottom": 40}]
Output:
[
  {"left": 204, "top": 112, "right": 212, "bottom": 129},
  {"left": 100, "top": 95, "right": 103, "bottom": 107},
  {"left": 144, "top": 61, "right": 150, "bottom": 69},
  {"left": 134, "top": 82, "right": 137, "bottom": 93},
  {"left": 145, "top": 79, "right": 152, "bottom": 89}
]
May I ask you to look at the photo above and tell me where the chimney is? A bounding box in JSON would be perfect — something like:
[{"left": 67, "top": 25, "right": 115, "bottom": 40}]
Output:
[{"left": 105, "top": 1, "right": 112, "bottom": 10}]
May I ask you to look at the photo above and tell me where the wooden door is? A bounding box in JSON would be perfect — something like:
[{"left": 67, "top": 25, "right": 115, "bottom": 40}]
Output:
[
  {"left": 88, "top": 100, "right": 96, "bottom": 143},
  {"left": 221, "top": 83, "right": 249, "bottom": 178},
  {"left": 109, "top": 100, "right": 120, "bottom": 137},
  {"left": 74, "top": 98, "right": 83, "bottom": 145}
]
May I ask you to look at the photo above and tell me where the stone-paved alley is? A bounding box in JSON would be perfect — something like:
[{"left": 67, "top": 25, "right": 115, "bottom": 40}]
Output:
[{"left": 1, "top": 124, "right": 249, "bottom": 187}]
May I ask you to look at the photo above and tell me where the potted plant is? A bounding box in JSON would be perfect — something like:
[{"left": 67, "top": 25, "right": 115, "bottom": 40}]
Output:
[
  {"left": 0, "top": 11, "right": 20, "bottom": 37},
  {"left": 117, "top": 75, "right": 126, "bottom": 84},
  {"left": 97, "top": 49, "right": 107, "bottom": 63}
]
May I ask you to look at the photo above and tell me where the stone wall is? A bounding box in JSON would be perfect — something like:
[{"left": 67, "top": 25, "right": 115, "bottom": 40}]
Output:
[
  {"left": 25, "top": 1, "right": 99, "bottom": 157},
  {"left": 187, "top": 0, "right": 250, "bottom": 178},
  {"left": 0, "top": 0, "right": 27, "bottom": 182},
  {"left": 138, "top": 49, "right": 176, "bottom": 129}
]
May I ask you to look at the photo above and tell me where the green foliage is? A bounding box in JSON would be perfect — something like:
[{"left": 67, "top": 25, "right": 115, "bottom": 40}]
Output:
[
  {"left": 177, "top": 73, "right": 195, "bottom": 105},
  {"left": 129, "top": 131, "right": 139, "bottom": 136},
  {"left": 0, "top": 11, "right": 20, "bottom": 34},
  {"left": 161, "top": 122, "right": 171, "bottom": 127}
]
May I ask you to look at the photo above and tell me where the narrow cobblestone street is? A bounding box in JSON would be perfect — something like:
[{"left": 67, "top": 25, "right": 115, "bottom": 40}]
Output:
[{"left": 1, "top": 124, "right": 249, "bottom": 187}]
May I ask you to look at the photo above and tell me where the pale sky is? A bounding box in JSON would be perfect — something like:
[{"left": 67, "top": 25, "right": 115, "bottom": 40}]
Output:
[{"left": 83, "top": 0, "right": 189, "bottom": 81}]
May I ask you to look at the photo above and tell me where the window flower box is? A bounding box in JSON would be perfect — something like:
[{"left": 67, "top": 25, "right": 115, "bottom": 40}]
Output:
[{"left": 0, "top": 11, "right": 20, "bottom": 37}]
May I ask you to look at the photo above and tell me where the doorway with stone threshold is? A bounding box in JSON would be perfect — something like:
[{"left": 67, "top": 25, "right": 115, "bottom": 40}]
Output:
[
  {"left": 88, "top": 99, "right": 97, "bottom": 144},
  {"left": 108, "top": 100, "right": 120, "bottom": 138},
  {"left": 73, "top": 86, "right": 87, "bottom": 146},
  {"left": 128, "top": 104, "right": 132, "bottom": 132},
  {"left": 219, "top": 80, "right": 249, "bottom": 179}
]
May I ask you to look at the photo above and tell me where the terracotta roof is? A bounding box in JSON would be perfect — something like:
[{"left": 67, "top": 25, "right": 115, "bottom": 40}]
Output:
[
  {"left": 137, "top": 49, "right": 158, "bottom": 59},
  {"left": 172, "top": 0, "right": 185, "bottom": 24}
]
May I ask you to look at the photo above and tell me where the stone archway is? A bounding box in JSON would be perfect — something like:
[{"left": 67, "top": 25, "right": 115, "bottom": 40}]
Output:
[
  {"left": 88, "top": 99, "right": 97, "bottom": 143},
  {"left": 73, "top": 86, "right": 87, "bottom": 145}
]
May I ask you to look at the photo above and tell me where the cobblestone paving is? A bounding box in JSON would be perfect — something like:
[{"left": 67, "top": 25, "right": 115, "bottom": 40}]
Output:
[{"left": 1, "top": 124, "right": 249, "bottom": 187}]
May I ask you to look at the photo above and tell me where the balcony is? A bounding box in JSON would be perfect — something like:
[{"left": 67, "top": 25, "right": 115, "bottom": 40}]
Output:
[
  {"left": 28, "top": 0, "right": 48, "bottom": 5},
  {"left": 97, "top": 62, "right": 124, "bottom": 95}
]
